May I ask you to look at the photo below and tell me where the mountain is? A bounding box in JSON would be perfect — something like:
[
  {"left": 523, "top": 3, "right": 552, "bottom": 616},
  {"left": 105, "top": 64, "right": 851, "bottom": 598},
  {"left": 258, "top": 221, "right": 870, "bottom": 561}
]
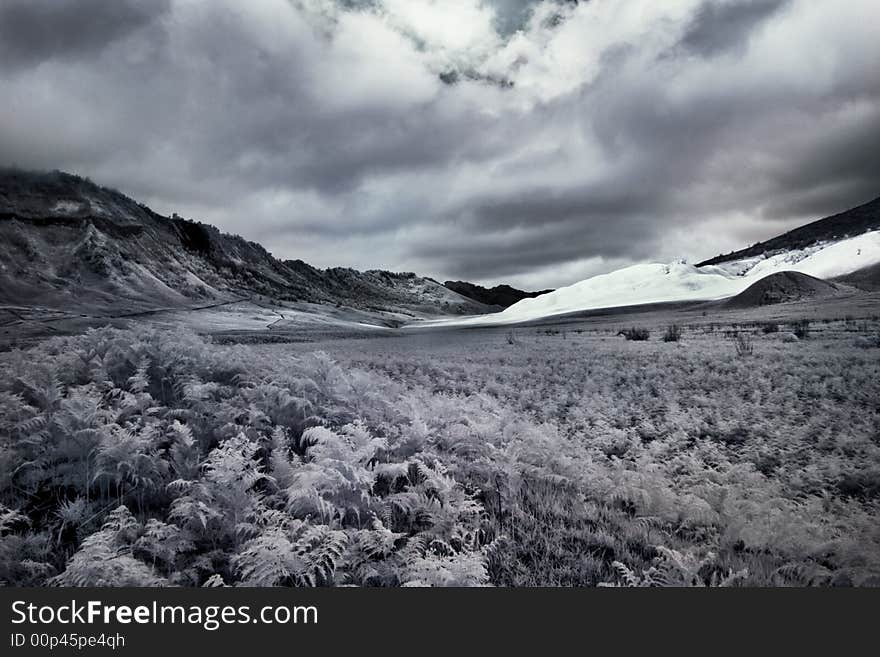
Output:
[
  {"left": 724, "top": 271, "right": 842, "bottom": 308},
  {"left": 442, "top": 281, "right": 553, "bottom": 308},
  {"left": 422, "top": 198, "right": 880, "bottom": 327},
  {"left": 0, "top": 169, "right": 493, "bottom": 318},
  {"left": 697, "top": 195, "right": 880, "bottom": 267},
  {"left": 5, "top": 169, "right": 877, "bottom": 331}
]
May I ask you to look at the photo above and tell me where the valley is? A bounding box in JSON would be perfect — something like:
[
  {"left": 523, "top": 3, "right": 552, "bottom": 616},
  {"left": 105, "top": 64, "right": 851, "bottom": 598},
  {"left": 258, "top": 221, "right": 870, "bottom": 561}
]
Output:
[{"left": 1, "top": 169, "right": 878, "bottom": 588}]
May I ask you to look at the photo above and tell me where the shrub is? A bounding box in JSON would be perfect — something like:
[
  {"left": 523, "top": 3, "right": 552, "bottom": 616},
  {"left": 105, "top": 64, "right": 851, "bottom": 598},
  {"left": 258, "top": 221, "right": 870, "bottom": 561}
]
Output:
[
  {"left": 854, "top": 335, "right": 880, "bottom": 349},
  {"left": 0, "top": 327, "right": 490, "bottom": 588},
  {"left": 734, "top": 333, "right": 753, "bottom": 357},
  {"left": 619, "top": 327, "right": 650, "bottom": 341},
  {"left": 761, "top": 322, "right": 779, "bottom": 334},
  {"left": 792, "top": 319, "right": 810, "bottom": 339},
  {"left": 662, "top": 325, "right": 682, "bottom": 342},
  {"left": 837, "top": 471, "right": 880, "bottom": 501}
]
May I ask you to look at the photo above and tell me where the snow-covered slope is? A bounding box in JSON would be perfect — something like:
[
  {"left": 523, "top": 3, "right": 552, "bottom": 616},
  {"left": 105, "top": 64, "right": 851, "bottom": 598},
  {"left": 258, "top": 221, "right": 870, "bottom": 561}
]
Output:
[{"left": 417, "top": 230, "right": 880, "bottom": 327}]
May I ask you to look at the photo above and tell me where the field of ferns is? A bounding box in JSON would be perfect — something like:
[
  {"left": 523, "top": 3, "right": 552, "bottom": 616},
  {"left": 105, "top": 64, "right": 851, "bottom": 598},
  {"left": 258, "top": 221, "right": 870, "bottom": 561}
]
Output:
[{"left": 1, "top": 322, "right": 879, "bottom": 587}]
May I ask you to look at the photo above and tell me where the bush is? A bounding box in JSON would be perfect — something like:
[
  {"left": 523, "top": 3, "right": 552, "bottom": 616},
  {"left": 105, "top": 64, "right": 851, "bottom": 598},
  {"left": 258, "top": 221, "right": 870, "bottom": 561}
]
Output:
[
  {"left": 854, "top": 335, "right": 880, "bottom": 349},
  {"left": 662, "top": 325, "right": 682, "bottom": 342},
  {"left": 761, "top": 322, "right": 779, "bottom": 334},
  {"left": 792, "top": 319, "right": 810, "bottom": 339},
  {"left": 837, "top": 471, "right": 880, "bottom": 501},
  {"left": 0, "top": 327, "right": 489, "bottom": 588},
  {"left": 734, "top": 333, "right": 753, "bottom": 357},
  {"left": 619, "top": 327, "right": 650, "bottom": 341}
]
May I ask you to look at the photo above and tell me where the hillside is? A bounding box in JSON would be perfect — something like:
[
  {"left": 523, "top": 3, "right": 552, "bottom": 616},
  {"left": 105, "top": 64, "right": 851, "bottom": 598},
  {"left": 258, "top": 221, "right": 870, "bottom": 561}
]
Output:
[
  {"left": 724, "top": 271, "right": 842, "bottom": 308},
  {"left": 697, "top": 195, "right": 880, "bottom": 266},
  {"left": 0, "top": 169, "right": 492, "bottom": 317},
  {"left": 421, "top": 229, "right": 880, "bottom": 327},
  {"left": 443, "top": 280, "right": 553, "bottom": 308},
  {"left": 832, "top": 262, "right": 880, "bottom": 292},
  {"left": 417, "top": 193, "right": 880, "bottom": 328}
]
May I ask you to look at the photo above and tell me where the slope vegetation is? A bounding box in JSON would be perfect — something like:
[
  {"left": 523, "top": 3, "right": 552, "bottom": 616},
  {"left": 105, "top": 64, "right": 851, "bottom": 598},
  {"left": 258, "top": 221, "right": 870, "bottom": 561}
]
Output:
[
  {"left": 0, "top": 169, "right": 490, "bottom": 317},
  {"left": 833, "top": 262, "right": 880, "bottom": 292},
  {"left": 443, "top": 280, "right": 553, "bottom": 308}
]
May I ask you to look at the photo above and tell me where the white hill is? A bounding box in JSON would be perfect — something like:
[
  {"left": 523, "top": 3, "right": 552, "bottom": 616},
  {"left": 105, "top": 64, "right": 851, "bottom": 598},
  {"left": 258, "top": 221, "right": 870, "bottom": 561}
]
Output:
[{"left": 416, "top": 230, "right": 880, "bottom": 327}]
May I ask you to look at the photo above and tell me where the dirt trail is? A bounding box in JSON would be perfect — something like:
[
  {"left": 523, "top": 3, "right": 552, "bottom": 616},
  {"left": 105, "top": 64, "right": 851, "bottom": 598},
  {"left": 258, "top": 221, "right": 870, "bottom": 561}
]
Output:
[{"left": 247, "top": 300, "right": 287, "bottom": 329}]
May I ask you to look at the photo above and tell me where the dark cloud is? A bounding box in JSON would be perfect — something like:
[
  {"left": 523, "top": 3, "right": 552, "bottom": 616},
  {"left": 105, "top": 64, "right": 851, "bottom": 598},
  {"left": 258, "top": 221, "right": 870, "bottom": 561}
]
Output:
[
  {"left": 487, "top": 0, "right": 545, "bottom": 35},
  {"left": 681, "top": 0, "right": 790, "bottom": 56},
  {"left": 761, "top": 103, "right": 880, "bottom": 219},
  {"left": 0, "top": 0, "right": 170, "bottom": 71},
  {"left": 415, "top": 209, "right": 656, "bottom": 281},
  {"left": 0, "top": 0, "right": 877, "bottom": 289}
]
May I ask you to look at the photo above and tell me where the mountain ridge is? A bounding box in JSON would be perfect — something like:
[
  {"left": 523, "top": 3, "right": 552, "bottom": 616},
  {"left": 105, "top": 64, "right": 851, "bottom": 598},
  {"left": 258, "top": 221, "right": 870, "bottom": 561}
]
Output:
[
  {"left": 3, "top": 168, "right": 878, "bottom": 330},
  {"left": 0, "top": 168, "right": 496, "bottom": 318},
  {"left": 697, "top": 195, "right": 880, "bottom": 267},
  {"left": 420, "top": 205, "right": 880, "bottom": 327},
  {"left": 442, "top": 280, "right": 553, "bottom": 308}
]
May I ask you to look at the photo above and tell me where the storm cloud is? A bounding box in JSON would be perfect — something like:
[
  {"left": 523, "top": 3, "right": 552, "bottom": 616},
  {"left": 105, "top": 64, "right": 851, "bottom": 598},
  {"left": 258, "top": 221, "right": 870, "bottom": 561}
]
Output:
[
  {"left": 681, "top": 0, "right": 790, "bottom": 56},
  {"left": 0, "top": 0, "right": 171, "bottom": 69},
  {"left": 1, "top": 0, "right": 878, "bottom": 289}
]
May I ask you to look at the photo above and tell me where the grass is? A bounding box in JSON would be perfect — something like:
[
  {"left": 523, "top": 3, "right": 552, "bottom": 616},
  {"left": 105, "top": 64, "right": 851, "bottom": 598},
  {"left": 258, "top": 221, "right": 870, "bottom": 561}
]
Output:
[
  {"left": 1, "top": 319, "right": 879, "bottom": 586},
  {"left": 331, "top": 322, "right": 880, "bottom": 586}
]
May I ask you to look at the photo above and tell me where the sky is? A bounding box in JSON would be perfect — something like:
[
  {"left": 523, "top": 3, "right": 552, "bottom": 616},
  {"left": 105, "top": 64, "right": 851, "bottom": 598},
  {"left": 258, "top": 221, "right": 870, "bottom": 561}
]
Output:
[{"left": 1, "top": 0, "right": 878, "bottom": 290}]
